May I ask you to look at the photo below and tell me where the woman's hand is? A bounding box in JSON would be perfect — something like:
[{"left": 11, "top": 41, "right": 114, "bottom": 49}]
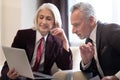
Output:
[
  {"left": 7, "top": 68, "right": 19, "bottom": 79},
  {"left": 51, "top": 27, "right": 69, "bottom": 51}
]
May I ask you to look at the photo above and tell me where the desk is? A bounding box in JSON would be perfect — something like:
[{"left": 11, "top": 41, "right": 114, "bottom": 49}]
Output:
[{"left": 52, "top": 70, "right": 92, "bottom": 80}]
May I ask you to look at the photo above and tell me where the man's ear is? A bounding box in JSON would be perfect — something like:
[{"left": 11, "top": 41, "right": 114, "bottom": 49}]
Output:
[{"left": 89, "top": 16, "right": 96, "bottom": 26}]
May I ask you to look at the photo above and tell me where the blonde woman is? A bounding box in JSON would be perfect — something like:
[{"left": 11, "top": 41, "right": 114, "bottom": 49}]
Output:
[{"left": 1, "top": 3, "right": 72, "bottom": 80}]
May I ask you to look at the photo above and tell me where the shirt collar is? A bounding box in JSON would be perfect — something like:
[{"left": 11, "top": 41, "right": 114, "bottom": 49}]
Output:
[
  {"left": 89, "top": 24, "right": 97, "bottom": 43},
  {"left": 36, "top": 30, "right": 48, "bottom": 43}
]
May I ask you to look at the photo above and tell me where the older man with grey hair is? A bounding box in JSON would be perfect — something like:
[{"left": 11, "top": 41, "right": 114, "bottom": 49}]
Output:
[{"left": 70, "top": 2, "right": 120, "bottom": 80}]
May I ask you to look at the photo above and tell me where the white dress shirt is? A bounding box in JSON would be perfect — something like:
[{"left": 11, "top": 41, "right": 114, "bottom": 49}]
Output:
[{"left": 31, "top": 30, "right": 47, "bottom": 72}]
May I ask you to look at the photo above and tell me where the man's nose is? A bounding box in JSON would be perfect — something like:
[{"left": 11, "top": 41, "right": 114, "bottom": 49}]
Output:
[{"left": 72, "top": 27, "right": 76, "bottom": 33}]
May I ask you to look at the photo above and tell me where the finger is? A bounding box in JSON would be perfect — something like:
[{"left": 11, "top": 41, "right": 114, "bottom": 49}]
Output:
[
  {"left": 7, "top": 68, "right": 15, "bottom": 76},
  {"left": 55, "top": 23, "right": 60, "bottom": 28},
  {"left": 80, "top": 45, "right": 88, "bottom": 53},
  {"left": 80, "top": 44, "right": 87, "bottom": 50},
  {"left": 80, "top": 44, "right": 94, "bottom": 55},
  {"left": 87, "top": 42, "right": 93, "bottom": 47},
  {"left": 8, "top": 71, "right": 19, "bottom": 79},
  {"left": 86, "top": 42, "right": 94, "bottom": 50},
  {"left": 7, "top": 68, "right": 19, "bottom": 79},
  {"left": 50, "top": 27, "right": 58, "bottom": 34},
  {"left": 51, "top": 28, "right": 61, "bottom": 35},
  {"left": 53, "top": 30, "right": 60, "bottom": 35},
  {"left": 12, "top": 71, "right": 19, "bottom": 78}
]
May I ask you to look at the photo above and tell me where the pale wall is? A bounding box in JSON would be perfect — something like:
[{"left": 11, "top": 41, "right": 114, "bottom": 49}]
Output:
[
  {"left": 2, "top": 0, "right": 21, "bottom": 46},
  {"left": 0, "top": 0, "right": 37, "bottom": 69},
  {"left": 0, "top": 0, "right": 4, "bottom": 67},
  {"left": 0, "top": 0, "right": 2, "bottom": 66},
  {"left": 0, "top": 0, "right": 21, "bottom": 67},
  {"left": 21, "top": 0, "right": 37, "bottom": 29}
]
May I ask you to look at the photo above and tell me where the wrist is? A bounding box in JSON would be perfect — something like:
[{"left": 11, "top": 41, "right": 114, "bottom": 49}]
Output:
[
  {"left": 63, "top": 40, "right": 69, "bottom": 51},
  {"left": 113, "top": 75, "right": 119, "bottom": 80}
]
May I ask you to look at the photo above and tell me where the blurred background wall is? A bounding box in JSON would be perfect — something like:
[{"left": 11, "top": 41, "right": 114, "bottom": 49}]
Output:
[{"left": 0, "top": 0, "right": 37, "bottom": 73}]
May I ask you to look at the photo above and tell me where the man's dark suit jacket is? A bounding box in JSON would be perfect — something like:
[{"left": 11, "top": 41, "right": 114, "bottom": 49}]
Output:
[
  {"left": 1, "top": 29, "right": 73, "bottom": 80},
  {"left": 80, "top": 21, "right": 120, "bottom": 78}
]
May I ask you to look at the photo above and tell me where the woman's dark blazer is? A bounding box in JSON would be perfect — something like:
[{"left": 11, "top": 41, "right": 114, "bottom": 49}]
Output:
[
  {"left": 80, "top": 21, "right": 120, "bottom": 78},
  {"left": 1, "top": 29, "right": 73, "bottom": 80}
]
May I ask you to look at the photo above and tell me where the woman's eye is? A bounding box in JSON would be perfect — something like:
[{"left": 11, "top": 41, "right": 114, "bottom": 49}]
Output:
[
  {"left": 39, "top": 15, "right": 44, "bottom": 19},
  {"left": 47, "top": 17, "right": 52, "bottom": 21},
  {"left": 38, "top": 15, "right": 53, "bottom": 21}
]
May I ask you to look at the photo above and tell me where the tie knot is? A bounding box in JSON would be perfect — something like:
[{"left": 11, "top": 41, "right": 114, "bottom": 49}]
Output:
[
  {"left": 38, "top": 37, "right": 44, "bottom": 46},
  {"left": 40, "top": 37, "right": 44, "bottom": 42},
  {"left": 85, "top": 38, "right": 93, "bottom": 44}
]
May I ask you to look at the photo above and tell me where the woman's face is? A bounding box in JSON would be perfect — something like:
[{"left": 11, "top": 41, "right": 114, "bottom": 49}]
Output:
[{"left": 37, "top": 8, "right": 55, "bottom": 36}]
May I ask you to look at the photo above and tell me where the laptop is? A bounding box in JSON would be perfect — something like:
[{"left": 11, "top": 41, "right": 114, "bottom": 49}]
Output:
[{"left": 2, "top": 46, "right": 54, "bottom": 79}]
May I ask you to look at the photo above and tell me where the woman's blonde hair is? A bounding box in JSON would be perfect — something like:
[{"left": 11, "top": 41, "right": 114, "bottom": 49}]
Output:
[{"left": 33, "top": 3, "right": 62, "bottom": 30}]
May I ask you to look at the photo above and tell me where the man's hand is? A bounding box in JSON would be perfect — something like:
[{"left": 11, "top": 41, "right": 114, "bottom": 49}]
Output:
[
  {"left": 80, "top": 42, "right": 94, "bottom": 65},
  {"left": 102, "top": 76, "right": 119, "bottom": 80}
]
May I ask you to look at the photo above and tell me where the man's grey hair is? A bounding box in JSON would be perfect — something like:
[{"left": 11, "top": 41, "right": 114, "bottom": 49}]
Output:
[
  {"left": 71, "top": 2, "right": 96, "bottom": 19},
  {"left": 33, "top": 3, "right": 62, "bottom": 30}
]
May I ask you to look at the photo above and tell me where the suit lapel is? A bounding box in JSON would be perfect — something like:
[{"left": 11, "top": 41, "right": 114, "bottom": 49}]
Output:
[
  {"left": 26, "top": 30, "right": 36, "bottom": 62},
  {"left": 44, "top": 34, "right": 54, "bottom": 58},
  {"left": 96, "top": 21, "right": 104, "bottom": 60}
]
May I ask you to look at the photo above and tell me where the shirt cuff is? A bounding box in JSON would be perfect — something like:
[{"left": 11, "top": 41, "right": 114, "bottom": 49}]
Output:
[
  {"left": 81, "top": 61, "right": 91, "bottom": 70},
  {"left": 115, "top": 71, "right": 120, "bottom": 80}
]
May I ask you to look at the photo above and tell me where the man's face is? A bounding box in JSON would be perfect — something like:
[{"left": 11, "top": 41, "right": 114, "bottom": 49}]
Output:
[{"left": 70, "top": 9, "right": 91, "bottom": 39}]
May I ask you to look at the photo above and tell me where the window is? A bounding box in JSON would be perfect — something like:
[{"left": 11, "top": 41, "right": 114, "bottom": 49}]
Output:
[{"left": 68, "top": 0, "right": 120, "bottom": 46}]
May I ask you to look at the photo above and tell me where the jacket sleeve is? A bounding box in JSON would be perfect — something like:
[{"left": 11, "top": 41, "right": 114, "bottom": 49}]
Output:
[
  {"left": 56, "top": 48, "right": 73, "bottom": 70},
  {"left": 80, "top": 58, "right": 101, "bottom": 77}
]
